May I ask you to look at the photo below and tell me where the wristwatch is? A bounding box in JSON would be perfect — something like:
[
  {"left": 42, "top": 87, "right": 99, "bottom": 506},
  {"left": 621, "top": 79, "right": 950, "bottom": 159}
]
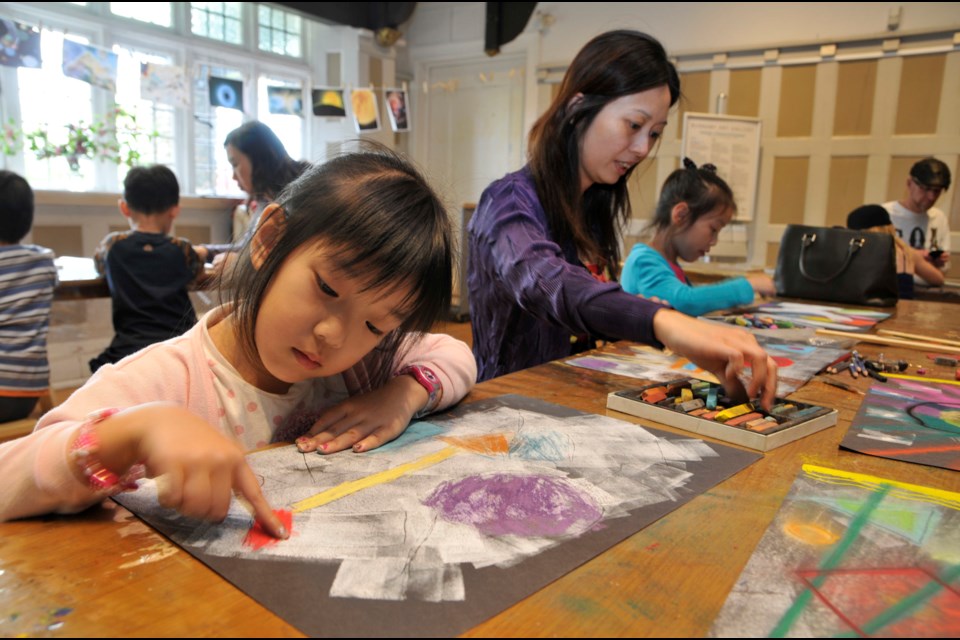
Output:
[
  {"left": 70, "top": 408, "right": 143, "bottom": 494},
  {"left": 397, "top": 364, "right": 442, "bottom": 417}
]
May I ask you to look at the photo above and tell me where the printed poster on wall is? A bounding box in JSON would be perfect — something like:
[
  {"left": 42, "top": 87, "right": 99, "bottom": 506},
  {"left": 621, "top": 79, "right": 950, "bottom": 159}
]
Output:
[{"left": 681, "top": 112, "right": 761, "bottom": 222}]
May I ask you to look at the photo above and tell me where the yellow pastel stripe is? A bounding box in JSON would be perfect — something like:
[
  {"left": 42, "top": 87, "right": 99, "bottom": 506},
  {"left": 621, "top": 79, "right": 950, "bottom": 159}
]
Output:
[
  {"left": 293, "top": 446, "right": 459, "bottom": 513},
  {"left": 802, "top": 464, "right": 960, "bottom": 509},
  {"left": 883, "top": 373, "right": 960, "bottom": 387}
]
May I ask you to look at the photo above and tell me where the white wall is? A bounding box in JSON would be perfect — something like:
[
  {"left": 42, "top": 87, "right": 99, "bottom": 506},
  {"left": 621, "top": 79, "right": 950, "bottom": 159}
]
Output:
[
  {"left": 404, "top": 2, "right": 960, "bottom": 128},
  {"left": 533, "top": 3, "right": 960, "bottom": 64},
  {"left": 407, "top": 3, "right": 960, "bottom": 66},
  {"left": 403, "top": 2, "right": 960, "bottom": 270}
]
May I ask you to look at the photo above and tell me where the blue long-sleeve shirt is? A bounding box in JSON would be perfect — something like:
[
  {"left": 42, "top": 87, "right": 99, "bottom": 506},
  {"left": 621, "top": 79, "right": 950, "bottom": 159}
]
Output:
[
  {"left": 467, "top": 167, "right": 666, "bottom": 382},
  {"left": 620, "top": 243, "right": 754, "bottom": 317}
]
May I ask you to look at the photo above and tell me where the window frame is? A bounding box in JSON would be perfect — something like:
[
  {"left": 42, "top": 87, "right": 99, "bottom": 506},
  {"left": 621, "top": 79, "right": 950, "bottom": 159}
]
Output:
[{"left": 0, "top": 1, "right": 313, "bottom": 196}]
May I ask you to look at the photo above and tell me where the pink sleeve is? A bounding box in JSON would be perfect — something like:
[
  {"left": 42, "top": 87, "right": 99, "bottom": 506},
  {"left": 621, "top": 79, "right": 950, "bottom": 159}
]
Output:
[
  {"left": 395, "top": 332, "right": 477, "bottom": 411},
  {"left": 0, "top": 328, "right": 214, "bottom": 522},
  {"left": 344, "top": 332, "right": 477, "bottom": 413},
  {"left": 0, "top": 422, "right": 98, "bottom": 521}
]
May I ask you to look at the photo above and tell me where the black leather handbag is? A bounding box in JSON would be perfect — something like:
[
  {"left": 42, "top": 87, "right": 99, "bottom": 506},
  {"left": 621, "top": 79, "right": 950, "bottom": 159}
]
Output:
[{"left": 774, "top": 224, "right": 899, "bottom": 307}]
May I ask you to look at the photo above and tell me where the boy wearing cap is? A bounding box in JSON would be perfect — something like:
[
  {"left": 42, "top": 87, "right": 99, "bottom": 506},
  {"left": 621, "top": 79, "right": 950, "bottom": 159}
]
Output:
[
  {"left": 883, "top": 157, "right": 952, "bottom": 286},
  {"left": 847, "top": 204, "right": 945, "bottom": 299}
]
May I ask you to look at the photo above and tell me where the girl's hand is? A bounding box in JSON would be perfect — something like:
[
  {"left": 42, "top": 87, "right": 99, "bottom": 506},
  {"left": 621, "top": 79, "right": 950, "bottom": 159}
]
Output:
[
  {"left": 747, "top": 273, "right": 776, "bottom": 297},
  {"left": 296, "top": 375, "right": 428, "bottom": 454},
  {"left": 652, "top": 309, "right": 778, "bottom": 410},
  {"left": 93, "top": 405, "right": 287, "bottom": 539}
]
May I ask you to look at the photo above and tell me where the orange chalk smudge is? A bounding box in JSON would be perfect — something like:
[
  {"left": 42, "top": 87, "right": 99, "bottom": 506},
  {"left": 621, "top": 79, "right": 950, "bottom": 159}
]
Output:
[{"left": 439, "top": 433, "right": 510, "bottom": 454}]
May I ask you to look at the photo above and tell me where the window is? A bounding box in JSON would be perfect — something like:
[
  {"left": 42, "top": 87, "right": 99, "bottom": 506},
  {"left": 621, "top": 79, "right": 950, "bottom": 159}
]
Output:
[
  {"left": 17, "top": 29, "right": 94, "bottom": 191},
  {"left": 258, "top": 76, "right": 304, "bottom": 161},
  {"left": 110, "top": 2, "right": 173, "bottom": 28},
  {"left": 113, "top": 45, "right": 177, "bottom": 183},
  {"left": 193, "top": 64, "right": 245, "bottom": 196},
  {"left": 257, "top": 5, "right": 302, "bottom": 57},
  {"left": 1, "top": 1, "right": 320, "bottom": 196},
  {"left": 191, "top": 2, "right": 243, "bottom": 45}
]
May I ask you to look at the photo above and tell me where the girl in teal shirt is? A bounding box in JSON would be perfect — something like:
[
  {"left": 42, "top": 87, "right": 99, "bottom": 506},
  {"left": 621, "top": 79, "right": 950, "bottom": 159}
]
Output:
[{"left": 621, "top": 159, "right": 775, "bottom": 317}]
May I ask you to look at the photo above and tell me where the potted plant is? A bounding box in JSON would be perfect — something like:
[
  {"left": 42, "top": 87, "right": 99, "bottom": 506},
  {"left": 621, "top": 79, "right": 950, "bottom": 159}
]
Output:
[{"left": 2, "top": 106, "right": 157, "bottom": 171}]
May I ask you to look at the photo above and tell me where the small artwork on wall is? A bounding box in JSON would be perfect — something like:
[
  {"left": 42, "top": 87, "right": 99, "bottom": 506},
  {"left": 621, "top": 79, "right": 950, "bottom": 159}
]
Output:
[
  {"left": 311, "top": 88, "right": 346, "bottom": 117},
  {"left": 0, "top": 19, "right": 41, "bottom": 68},
  {"left": 350, "top": 88, "right": 380, "bottom": 132},
  {"left": 267, "top": 86, "right": 303, "bottom": 116},
  {"left": 209, "top": 76, "right": 244, "bottom": 111},
  {"left": 384, "top": 89, "right": 409, "bottom": 132}
]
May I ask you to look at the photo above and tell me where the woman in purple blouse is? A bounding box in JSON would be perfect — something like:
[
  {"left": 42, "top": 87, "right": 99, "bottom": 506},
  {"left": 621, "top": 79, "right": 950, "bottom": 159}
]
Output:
[{"left": 467, "top": 30, "right": 778, "bottom": 408}]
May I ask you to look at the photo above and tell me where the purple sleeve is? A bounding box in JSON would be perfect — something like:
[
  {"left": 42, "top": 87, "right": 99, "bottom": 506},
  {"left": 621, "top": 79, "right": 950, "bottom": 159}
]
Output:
[{"left": 475, "top": 174, "right": 665, "bottom": 346}]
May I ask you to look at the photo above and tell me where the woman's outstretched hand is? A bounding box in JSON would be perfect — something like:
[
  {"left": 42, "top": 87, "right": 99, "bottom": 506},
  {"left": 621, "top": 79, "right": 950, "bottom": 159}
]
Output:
[{"left": 652, "top": 309, "right": 778, "bottom": 410}]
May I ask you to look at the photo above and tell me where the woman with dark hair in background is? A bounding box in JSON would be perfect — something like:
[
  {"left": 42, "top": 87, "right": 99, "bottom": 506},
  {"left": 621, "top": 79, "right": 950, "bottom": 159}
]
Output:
[
  {"left": 197, "top": 120, "right": 310, "bottom": 267},
  {"left": 467, "top": 29, "right": 778, "bottom": 407}
]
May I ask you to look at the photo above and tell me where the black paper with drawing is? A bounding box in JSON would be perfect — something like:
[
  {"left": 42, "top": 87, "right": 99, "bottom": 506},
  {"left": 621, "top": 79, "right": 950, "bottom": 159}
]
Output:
[{"left": 115, "top": 395, "right": 759, "bottom": 637}]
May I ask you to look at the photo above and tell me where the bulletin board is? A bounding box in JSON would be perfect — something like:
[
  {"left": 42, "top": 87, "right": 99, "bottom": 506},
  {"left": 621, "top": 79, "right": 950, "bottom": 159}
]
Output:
[{"left": 681, "top": 113, "right": 762, "bottom": 222}]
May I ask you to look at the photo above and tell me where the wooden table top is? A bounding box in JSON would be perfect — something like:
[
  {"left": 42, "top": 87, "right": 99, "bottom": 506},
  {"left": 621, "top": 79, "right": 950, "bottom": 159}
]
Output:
[
  {"left": 2, "top": 298, "right": 958, "bottom": 637},
  {"left": 54, "top": 256, "right": 110, "bottom": 300},
  {"left": 54, "top": 256, "right": 216, "bottom": 301}
]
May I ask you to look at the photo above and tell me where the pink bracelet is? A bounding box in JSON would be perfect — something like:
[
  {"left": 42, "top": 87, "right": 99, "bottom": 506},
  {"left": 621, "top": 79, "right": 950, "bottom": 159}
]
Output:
[{"left": 70, "top": 408, "right": 144, "bottom": 494}]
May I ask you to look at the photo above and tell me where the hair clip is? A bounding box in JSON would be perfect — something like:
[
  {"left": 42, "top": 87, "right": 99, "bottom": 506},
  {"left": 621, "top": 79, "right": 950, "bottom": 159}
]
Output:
[{"left": 682, "top": 158, "right": 718, "bottom": 174}]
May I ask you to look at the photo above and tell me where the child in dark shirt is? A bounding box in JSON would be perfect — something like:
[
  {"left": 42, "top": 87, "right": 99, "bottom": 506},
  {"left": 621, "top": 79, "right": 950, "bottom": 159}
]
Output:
[{"left": 89, "top": 165, "right": 204, "bottom": 372}]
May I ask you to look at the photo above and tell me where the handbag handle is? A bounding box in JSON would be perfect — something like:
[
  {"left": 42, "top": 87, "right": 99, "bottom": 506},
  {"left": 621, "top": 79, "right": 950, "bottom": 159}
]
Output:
[{"left": 798, "top": 232, "right": 866, "bottom": 282}]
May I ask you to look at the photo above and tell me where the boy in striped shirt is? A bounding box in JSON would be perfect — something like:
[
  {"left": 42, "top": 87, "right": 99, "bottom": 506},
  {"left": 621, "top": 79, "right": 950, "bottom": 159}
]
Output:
[{"left": 0, "top": 170, "right": 57, "bottom": 422}]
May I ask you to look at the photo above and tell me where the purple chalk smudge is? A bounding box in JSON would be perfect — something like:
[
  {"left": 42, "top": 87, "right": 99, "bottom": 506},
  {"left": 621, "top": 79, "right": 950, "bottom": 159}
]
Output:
[{"left": 423, "top": 474, "right": 602, "bottom": 537}]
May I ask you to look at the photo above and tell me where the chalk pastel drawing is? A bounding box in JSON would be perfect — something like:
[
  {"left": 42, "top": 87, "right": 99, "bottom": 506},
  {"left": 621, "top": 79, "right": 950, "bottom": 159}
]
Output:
[
  {"left": 117, "top": 395, "right": 759, "bottom": 638},
  {"left": 710, "top": 464, "right": 960, "bottom": 638},
  {"left": 841, "top": 379, "right": 960, "bottom": 471}
]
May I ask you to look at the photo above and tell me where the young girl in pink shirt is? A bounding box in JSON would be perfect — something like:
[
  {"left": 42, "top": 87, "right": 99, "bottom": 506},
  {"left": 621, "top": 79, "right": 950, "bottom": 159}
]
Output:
[{"left": 0, "top": 147, "right": 477, "bottom": 537}]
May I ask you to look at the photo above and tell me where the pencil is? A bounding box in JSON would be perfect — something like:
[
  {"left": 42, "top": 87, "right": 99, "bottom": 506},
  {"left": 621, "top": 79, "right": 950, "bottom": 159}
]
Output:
[
  {"left": 823, "top": 351, "right": 852, "bottom": 374},
  {"left": 815, "top": 329, "right": 960, "bottom": 354}
]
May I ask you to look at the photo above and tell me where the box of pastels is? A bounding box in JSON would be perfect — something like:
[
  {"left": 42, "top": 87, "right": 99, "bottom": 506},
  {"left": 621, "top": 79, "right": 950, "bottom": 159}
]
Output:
[{"left": 606, "top": 378, "right": 837, "bottom": 452}]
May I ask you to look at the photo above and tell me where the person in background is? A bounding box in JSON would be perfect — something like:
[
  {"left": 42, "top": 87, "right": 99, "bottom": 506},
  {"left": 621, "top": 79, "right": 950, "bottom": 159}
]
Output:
[
  {"left": 197, "top": 120, "right": 311, "bottom": 268},
  {"left": 0, "top": 170, "right": 57, "bottom": 422},
  {"left": 621, "top": 158, "right": 775, "bottom": 316},
  {"left": 467, "top": 29, "right": 778, "bottom": 408},
  {"left": 883, "top": 157, "right": 952, "bottom": 286},
  {"left": 847, "top": 204, "right": 944, "bottom": 299},
  {"left": 89, "top": 165, "right": 205, "bottom": 373},
  {"left": 0, "top": 146, "right": 476, "bottom": 537}
]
